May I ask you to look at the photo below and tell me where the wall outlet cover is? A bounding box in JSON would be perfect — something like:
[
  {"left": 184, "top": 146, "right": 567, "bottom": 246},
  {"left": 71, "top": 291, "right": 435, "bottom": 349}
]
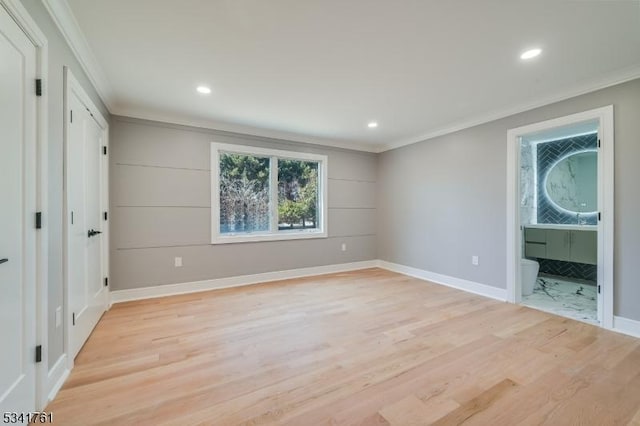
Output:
[
  {"left": 341, "top": 243, "right": 347, "bottom": 252},
  {"left": 174, "top": 257, "right": 183, "bottom": 267},
  {"left": 472, "top": 255, "right": 479, "bottom": 266}
]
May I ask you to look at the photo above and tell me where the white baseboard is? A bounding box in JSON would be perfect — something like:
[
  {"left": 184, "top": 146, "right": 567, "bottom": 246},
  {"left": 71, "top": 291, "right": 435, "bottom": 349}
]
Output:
[
  {"left": 377, "top": 261, "right": 638, "bottom": 340},
  {"left": 46, "top": 354, "right": 69, "bottom": 403},
  {"left": 110, "top": 260, "right": 379, "bottom": 304},
  {"left": 44, "top": 258, "right": 637, "bottom": 415},
  {"left": 613, "top": 316, "right": 640, "bottom": 339},
  {"left": 111, "top": 259, "right": 507, "bottom": 305},
  {"left": 377, "top": 260, "right": 508, "bottom": 301},
  {"left": 109, "top": 258, "right": 639, "bottom": 342}
]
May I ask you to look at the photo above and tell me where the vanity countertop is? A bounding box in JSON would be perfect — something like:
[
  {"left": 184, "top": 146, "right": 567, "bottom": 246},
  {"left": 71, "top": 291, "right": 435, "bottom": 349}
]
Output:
[{"left": 524, "top": 224, "right": 597, "bottom": 231}]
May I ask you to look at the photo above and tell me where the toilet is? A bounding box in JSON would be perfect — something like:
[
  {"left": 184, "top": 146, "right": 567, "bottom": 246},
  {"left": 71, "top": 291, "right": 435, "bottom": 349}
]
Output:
[{"left": 521, "top": 258, "right": 540, "bottom": 296}]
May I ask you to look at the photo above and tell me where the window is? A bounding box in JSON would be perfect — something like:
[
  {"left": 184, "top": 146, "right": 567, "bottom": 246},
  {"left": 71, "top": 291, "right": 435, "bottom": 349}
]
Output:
[{"left": 211, "top": 143, "right": 328, "bottom": 243}]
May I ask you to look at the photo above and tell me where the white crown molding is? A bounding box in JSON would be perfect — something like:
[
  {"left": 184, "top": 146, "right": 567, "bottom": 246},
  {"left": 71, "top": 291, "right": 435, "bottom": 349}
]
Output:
[
  {"left": 380, "top": 64, "right": 640, "bottom": 153},
  {"left": 86, "top": 64, "right": 640, "bottom": 155},
  {"left": 38, "top": 0, "right": 374, "bottom": 152},
  {"left": 42, "top": 0, "right": 115, "bottom": 111},
  {"left": 38, "top": 0, "right": 640, "bottom": 155},
  {"left": 112, "top": 106, "right": 380, "bottom": 153}
]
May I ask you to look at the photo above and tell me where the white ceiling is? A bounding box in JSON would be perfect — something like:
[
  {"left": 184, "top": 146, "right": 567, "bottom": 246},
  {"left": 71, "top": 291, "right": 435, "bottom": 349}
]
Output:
[{"left": 63, "top": 0, "right": 640, "bottom": 152}]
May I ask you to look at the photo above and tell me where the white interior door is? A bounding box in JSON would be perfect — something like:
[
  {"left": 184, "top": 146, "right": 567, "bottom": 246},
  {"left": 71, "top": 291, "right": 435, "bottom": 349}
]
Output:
[
  {"left": 0, "top": 4, "right": 37, "bottom": 413},
  {"left": 67, "top": 89, "right": 108, "bottom": 360}
]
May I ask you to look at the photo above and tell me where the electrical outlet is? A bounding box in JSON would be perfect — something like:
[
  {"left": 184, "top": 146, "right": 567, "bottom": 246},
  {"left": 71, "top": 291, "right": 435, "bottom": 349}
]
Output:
[
  {"left": 341, "top": 243, "right": 347, "bottom": 252},
  {"left": 472, "top": 255, "right": 479, "bottom": 266},
  {"left": 174, "top": 257, "right": 183, "bottom": 267},
  {"left": 55, "top": 307, "right": 62, "bottom": 328}
]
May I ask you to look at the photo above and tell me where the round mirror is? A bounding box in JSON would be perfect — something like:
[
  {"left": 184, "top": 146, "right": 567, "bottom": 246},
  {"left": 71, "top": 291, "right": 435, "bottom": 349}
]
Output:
[{"left": 544, "top": 150, "right": 597, "bottom": 213}]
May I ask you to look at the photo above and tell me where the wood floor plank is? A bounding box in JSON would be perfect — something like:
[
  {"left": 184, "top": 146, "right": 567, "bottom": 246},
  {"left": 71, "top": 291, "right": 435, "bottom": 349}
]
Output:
[
  {"left": 430, "top": 378, "right": 518, "bottom": 425},
  {"left": 379, "top": 394, "right": 459, "bottom": 426},
  {"left": 45, "top": 268, "right": 640, "bottom": 425}
]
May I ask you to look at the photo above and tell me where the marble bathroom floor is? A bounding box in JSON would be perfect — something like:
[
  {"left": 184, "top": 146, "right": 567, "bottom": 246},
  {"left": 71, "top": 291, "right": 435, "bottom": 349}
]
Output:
[{"left": 521, "top": 274, "right": 597, "bottom": 324}]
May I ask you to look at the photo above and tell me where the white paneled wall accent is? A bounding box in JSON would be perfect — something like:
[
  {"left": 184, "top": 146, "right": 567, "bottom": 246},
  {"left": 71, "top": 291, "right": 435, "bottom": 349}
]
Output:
[{"left": 110, "top": 117, "right": 377, "bottom": 290}]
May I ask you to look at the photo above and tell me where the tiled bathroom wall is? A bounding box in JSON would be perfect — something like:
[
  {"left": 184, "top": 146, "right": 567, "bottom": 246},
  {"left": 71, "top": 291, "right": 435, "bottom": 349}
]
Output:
[
  {"left": 534, "top": 132, "right": 598, "bottom": 281},
  {"left": 537, "top": 259, "right": 597, "bottom": 282},
  {"left": 520, "top": 140, "right": 536, "bottom": 225}
]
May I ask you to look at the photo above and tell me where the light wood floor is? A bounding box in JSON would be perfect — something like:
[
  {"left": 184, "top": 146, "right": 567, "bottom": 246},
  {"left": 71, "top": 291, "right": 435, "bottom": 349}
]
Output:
[{"left": 47, "top": 268, "right": 640, "bottom": 425}]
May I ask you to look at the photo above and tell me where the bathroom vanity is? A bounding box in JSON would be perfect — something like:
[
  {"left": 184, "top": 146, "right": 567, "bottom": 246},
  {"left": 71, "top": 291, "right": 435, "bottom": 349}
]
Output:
[{"left": 524, "top": 224, "right": 597, "bottom": 265}]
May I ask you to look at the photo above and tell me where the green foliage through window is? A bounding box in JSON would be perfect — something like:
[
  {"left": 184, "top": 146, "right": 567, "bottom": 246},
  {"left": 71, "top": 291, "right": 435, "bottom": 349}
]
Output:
[
  {"left": 217, "top": 150, "right": 322, "bottom": 236},
  {"left": 278, "top": 160, "right": 318, "bottom": 230},
  {"left": 219, "top": 153, "right": 270, "bottom": 234}
]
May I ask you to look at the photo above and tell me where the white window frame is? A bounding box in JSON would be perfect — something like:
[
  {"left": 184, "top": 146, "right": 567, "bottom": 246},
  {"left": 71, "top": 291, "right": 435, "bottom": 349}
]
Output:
[{"left": 211, "top": 142, "right": 328, "bottom": 244}]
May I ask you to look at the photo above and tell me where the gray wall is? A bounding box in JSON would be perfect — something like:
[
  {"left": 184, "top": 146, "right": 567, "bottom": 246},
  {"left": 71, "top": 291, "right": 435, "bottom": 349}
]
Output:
[
  {"left": 16, "top": 0, "right": 640, "bottom": 372},
  {"left": 378, "top": 78, "right": 640, "bottom": 321},
  {"left": 19, "top": 0, "right": 110, "bottom": 371},
  {"left": 110, "top": 116, "right": 377, "bottom": 290}
]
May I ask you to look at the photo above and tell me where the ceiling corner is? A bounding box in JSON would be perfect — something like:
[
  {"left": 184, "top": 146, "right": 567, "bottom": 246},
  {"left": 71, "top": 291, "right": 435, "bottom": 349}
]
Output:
[
  {"left": 111, "top": 106, "right": 381, "bottom": 154},
  {"left": 378, "top": 63, "right": 640, "bottom": 154},
  {"left": 42, "top": 0, "right": 115, "bottom": 111}
]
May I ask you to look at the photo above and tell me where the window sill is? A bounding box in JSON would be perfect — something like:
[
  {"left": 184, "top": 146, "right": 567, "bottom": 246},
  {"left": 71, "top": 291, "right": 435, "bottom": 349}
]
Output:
[{"left": 211, "top": 230, "right": 328, "bottom": 245}]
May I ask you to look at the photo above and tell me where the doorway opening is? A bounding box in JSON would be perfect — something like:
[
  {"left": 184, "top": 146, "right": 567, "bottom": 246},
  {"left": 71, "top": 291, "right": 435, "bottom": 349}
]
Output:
[{"left": 506, "top": 106, "right": 614, "bottom": 328}]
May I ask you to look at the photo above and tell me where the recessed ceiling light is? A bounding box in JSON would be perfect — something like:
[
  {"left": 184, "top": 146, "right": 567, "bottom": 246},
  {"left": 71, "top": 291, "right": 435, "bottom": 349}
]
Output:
[
  {"left": 520, "top": 48, "right": 542, "bottom": 60},
  {"left": 367, "top": 121, "right": 378, "bottom": 128},
  {"left": 196, "top": 85, "right": 211, "bottom": 94}
]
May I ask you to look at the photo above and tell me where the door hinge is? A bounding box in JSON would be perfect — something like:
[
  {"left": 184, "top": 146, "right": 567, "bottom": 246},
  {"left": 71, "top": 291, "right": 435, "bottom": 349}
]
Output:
[
  {"left": 598, "top": 139, "right": 601, "bottom": 148},
  {"left": 35, "top": 79, "right": 42, "bottom": 96},
  {"left": 103, "top": 211, "right": 108, "bottom": 221},
  {"left": 70, "top": 110, "right": 73, "bottom": 123},
  {"left": 103, "top": 146, "right": 107, "bottom": 155},
  {"left": 35, "top": 212, "right": 42, "bottom": 229},
  {"left": 598, "top": 212, "right": 602, "bottom": 221},
  {"left": 598, "top": 285, "right": 601, "bottom": 294},
  {"left": 72, "top": 312, "right": 76, "bottom": 326},
  {"left": 35, "top": 345, "right": 42, "bottom": 363},
  {"left": 104, "top": 277, "right": 108, "bottom": 287}
]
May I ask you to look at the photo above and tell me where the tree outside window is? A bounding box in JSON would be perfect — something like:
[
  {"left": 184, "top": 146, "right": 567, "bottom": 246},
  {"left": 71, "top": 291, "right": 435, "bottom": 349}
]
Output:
[{"left": 212, "top": 143, "right": 327, "bottom": 244}]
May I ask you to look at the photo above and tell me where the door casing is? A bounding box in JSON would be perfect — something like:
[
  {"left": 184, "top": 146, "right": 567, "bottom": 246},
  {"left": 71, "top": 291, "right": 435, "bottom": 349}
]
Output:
[
  {"left": 506, "top": 106, "right": 614, "bottom": 329},
  {"left": 0, "top": 0, "right": 49, "bottom": 410},
  {"left": 63, "top": 68, "right": 110, "bottom": 371}
]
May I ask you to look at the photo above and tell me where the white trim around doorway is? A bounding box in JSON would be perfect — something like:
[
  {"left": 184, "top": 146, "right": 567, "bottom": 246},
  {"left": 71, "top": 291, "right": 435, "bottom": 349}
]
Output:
[
  {"left": 0, "top": 0, "right": 50, "bottom": 410},
  {"left": 506, "top": 105, "right": 614, "bottom": 329},
  {"left": 63, "top": 68, "right": 110, "bottom": 372}
]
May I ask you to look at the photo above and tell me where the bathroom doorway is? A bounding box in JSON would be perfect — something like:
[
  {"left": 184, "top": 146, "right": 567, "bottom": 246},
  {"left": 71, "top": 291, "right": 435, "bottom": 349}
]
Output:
[{"left": 506, "top": 106, "right": 614, "bottom": 328}]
